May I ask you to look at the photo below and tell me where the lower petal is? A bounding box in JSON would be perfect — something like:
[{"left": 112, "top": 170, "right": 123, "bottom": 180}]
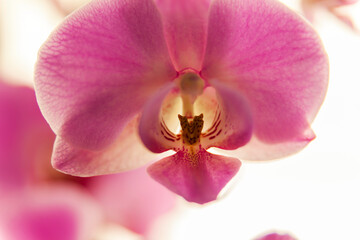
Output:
[
  {"left": 147, "top": 148, "right": 241, "bottom": 204},
  {"left": 52, "top": 116, "right": 162, "bottom": 176},
  {"left": 217, "top": 129, "right": 315, "bottom": 161}
]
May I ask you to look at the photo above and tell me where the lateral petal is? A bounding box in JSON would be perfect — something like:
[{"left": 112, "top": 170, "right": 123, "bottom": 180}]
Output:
[
  {"left": 52, "top": 116, "right": 161, "bottom": 176},
  {"left": 35, "top": 0, "right": 176, "bottom": 151},
  {"left": 202, "top": 0, "right": 328, "bottom": 159}
]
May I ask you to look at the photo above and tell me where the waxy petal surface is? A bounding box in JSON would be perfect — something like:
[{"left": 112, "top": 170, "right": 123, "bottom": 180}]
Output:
[
  {"left": 201, "top": 80, "right": 253, "bottom": 150},
  {"left": 0, "top": 83, "right": 54, "bottom": 194},
  {"left": 194, "top": 87, "right": 218, "bottom": 132},
  {"left": 87, "top": 166, "right": 176, "bottom": 235},
  {"left": 155, "top": 0, "right": 211, "bottom": 70},
  {"left": 148, "top": 148, "right": 241, "bottom": 204},
  {"left": 202, "top": 0, "right": 328, "bottom": 159},
  {"left": 52, "top": 116, "right": 160, "bottom": 176},
  {"left": 35, "top": 0, "right": 176, "bottom": 151},
  {"left": 139, "top": 83, "right": 181, "bottom": 153},
  {"left": 219, "top": 130, "right": 314, "bottom": 161}
]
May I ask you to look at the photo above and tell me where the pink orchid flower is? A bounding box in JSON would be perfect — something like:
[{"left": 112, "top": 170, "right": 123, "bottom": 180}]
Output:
[
  {"left": 0, "top": 81, "right": 176, "bottom": 239},
  {"left": 301, "top": 0, "right": 359, "bottom": 31},
  {"left": 256, "top": 232, "right": 297, "bottom": 240},
  {"left": 34, "top": 0, "right": 329, "bottom": 204}
]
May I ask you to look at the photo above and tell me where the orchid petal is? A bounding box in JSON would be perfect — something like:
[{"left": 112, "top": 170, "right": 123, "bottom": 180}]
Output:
[
  {"left": 301, "top": 0, "right": 359, "bottom": 30},
  {"left": 147, "top": 148, "right": 241, "bottom": 204},
  {"left": 194, "top": 87, "right": 218, "bottom": 132},
  {"left": 0, "top": 83, "right": 54, "bottom": 194},
  {"left": 256, "top": 232, "right": 297, "bottom": 240},
  {"left": 35, "top": 0, "right": 176, "bottom": 151},
  {"left": 201, "top": 80, "right": 253, "bottom": 150},
  {"left": 87, "top": 165, "right": 176, "bottom": 235},
  {"left": 160, "top": 89, "right": 182, "bottom": 134},
  {"left": 139, "top": 83, "right": 181, "bottom": 153},
  {"left": 0, "top": 184, "right": 102, "bottom": 240},
  {"left": 216, "top": 131, "right": 314, "bottom": 161},
  {"left": 202, "top": 0, "right": 328, "bottom": 159},
  {"left": 52, "top": 116, "right": 161, "bottom": 176},
  {"left": 155, "top": 0, "right": 211, "bottom": 70}
]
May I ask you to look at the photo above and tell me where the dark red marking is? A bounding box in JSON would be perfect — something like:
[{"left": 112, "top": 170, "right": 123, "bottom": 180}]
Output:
[
  {"left": 160, "top": 121, "right": 176, "bottom": 138},
  {"left": 203, "top": 120, "right": 221, "bottom": 137},
  {"left": 216, "top": 129, "right": 222, "bottom": 136},
  {"left": 206, "top": 111, "right": 221, "bottom": 132},
  {"left": 164, "top": 136, "right": 175, "bottom": 142}
]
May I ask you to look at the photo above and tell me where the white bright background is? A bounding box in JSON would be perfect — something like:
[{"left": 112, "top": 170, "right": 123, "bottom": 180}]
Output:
[{"left": 0, "top": 0, "right": 359, "bottom": 239}]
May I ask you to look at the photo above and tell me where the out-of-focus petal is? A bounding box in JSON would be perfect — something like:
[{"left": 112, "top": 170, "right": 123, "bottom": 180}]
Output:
[
  {"left": 155, "top": 0, "right": 211, "bottom": 70},
  {"left": 0, "top": 184, "right": 102, "bottom": 240},
  {"left": 202, "top": 0, "right": 328, "bottom": 159},
  {"left": 0, "top": 82, "right": 54, "bottom": 194},
  {"left": 52, "top": 116, "right": 161, "bottom": 176},
  {"left": 87, "top": 165, "right": 176, "bottom": 235},
  {"left": 35, "top": 0, "right": 176, "bottom": 151},
  {"left": 301, "top": 0, "right": 360, "bottom": 30},
  {"left": 139, "top": 83, "right": 181, "bottom": 153},
  {"left": 201, "top": 80, "right": 253, "bottom": 150},
  {"left": 148, "top": 148, "right": 241, "bottom": 204},
  {"left": 302, "top": 0, "right": 359, "bottom": 8},
  {"left": 256, "top": 232, "right": 297, "bottom": 240}
]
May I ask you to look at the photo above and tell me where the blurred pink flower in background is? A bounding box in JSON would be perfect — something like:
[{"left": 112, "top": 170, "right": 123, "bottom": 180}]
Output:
[
  {"left": 301, "top": 0, "right": 359, "bottom": 31},
  {"left": 34, "top": 0, "right": 328, "bottom": 204},
  {"left": 50, "top": 0, "right": 90, "bottom": 16},
  {"left": 255, "top": 232, "right": 297, "bottom": 240},
  {"left": 0, "top": 81, "right": 176, "bottom": 239},
  {"left": 87, "top": 167, "right": 176, "bottom": 236}
]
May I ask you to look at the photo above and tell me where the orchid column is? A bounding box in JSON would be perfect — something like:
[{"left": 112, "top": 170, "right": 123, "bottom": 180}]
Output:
[{"left": 34, "top": 0, "right": 329, "bottom": 204}]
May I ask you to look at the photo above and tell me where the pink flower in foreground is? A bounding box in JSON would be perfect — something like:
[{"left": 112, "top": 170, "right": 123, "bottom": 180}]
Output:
[
  {"left": 301, "top": 0, "right": 359, "bottom": 31},
  {"left": 0, "top": 82, "right": 176, "bottom": 239},
  {"left": 35, "top": 0, "right": 329, "bottom": 204},
  {"left": 256, "top": 232, "right": 297, "bottom": 240}
]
